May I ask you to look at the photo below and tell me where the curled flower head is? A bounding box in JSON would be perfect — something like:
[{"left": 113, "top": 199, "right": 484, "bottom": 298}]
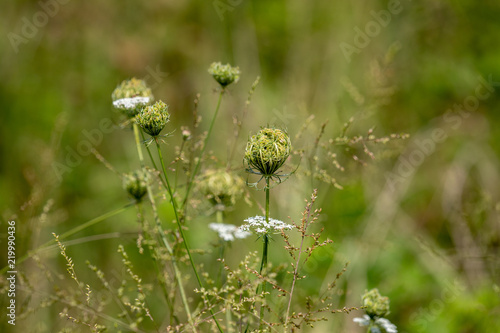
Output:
[
  {"left": 123, "top": 170, "right": 149, "bottom": 201},
  {"left": 362, "top": 288, "right": 391, "bottom": 318},
  {"left": 240, "top": 216, "right": 293, "bottom": 235},
  {"left": 112, "top": 78, "right": 153, "bottom": 118},
  {"left": 136, "top": 101, "right": 170, "bottom": 137},
  {"left": 199, "top": 169, "right": 245, "bottom": 208},
  {"left": 209, "top": 223, "right": 251, "bottom": 242},
  {"left": 208, "top": 62, "right": 240, "bottom": 87},
  {"left": 245, "top": 128, "right": 292, "bottom": 177}
]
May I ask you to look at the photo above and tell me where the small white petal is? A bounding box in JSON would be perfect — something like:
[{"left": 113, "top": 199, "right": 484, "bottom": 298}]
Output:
[
  {"left": 375, "top": 318, "right": 398, "bottom": 333},
  {"left": 113, "top": 96, "right": 151, "bottom": 110},
  {"left": 353, "top": 315, "right": 371, "bottom": 326},
  {"left": 209, "top": 223, "right": 250, "bottom": 241}
]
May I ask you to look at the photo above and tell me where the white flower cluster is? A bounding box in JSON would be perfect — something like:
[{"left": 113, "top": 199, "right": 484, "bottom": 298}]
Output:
[
  {"left": 353, "top": 315, "right": 397, "bottom": 333},
  {"left": 113, "top": 96, "right": 152, "bottom": 110},
  {"left": 240, "top": 216, "right": 294, "bottom": 234},
  {"left": 209, "top": 223, "right": 251, "bottom": 242}
]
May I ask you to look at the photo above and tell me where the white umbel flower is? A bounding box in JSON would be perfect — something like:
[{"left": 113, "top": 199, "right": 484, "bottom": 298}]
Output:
[
  {"left": 113, "top": 96, "right": 152, "bottom": 110},
  {"left": 375, "top": 318, "right": 398, "bottom": 333},
  {"left": 353, "top": 315, "right": 397, "bottom": 333},
  {"left": 240, "top": 216, "right": 294, "bottom": 234},
  {"left": 209, "top": 223, "right": 251, "bottom": 242}
]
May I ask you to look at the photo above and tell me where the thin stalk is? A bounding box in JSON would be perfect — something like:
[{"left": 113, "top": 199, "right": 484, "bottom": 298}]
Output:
[
  {"left": 137, "top": 203, "right": 179, "bottom": 325},
  {"left": 0, "top": 203, "right": 133, "bottom": 274},
  {"left": 155, "top": 138, "right": 224, "bottom": 333},
  {"left": 140, "top": 128, "right": 168, "bottom": 190},
  {"left": 182, "top": 90, "right": 224, "bottom": 210},
  {"left": 216, "top": 210, "right": 225, "bottom": 287},
  {"left": 284, "top": 222, "right": 307, "bottom": 330},
  {"left": 133, "top": 123, "right": 197, "bottom": 332},
  {"left": 258, "top": 177, "right": 271, "bottom": 329}
]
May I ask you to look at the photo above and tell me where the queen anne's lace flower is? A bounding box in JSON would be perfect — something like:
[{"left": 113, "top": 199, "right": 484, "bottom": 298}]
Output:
[
  {"left": 209, "top": 223, "right": 251, "bottom": 242},
  {"left": 240, "top": 216, "right": 293, "bottom": 234},
  {"left": 375, "top": 318, "right": 398, "bottom": 333}
]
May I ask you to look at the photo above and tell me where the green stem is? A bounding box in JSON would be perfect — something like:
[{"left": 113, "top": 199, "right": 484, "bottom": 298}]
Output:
[
  {"left": 136, "top": 203, "right": 179, "bottom": 325},
  {"left": 0, "top": 203, "right": 133, "bottom": 275},
  {"left": 133, "top": 123, "right": 197, "bottom": 332},
  {"left": 181, "top": 90, "right": 224, "bottom": 211},
  {"left": 258, "top": 177, "right": 271, "bottom": 329},
  {"left": 155, "top": 138, "right": 224, "bottom": 333}
]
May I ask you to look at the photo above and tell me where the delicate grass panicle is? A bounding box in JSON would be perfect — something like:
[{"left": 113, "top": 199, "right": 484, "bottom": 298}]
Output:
[
  {"left": 208, "top": 62, "right": 240, "bottom": 87},
  {"left": 122, "top": 170, "right": 148, "bottom": 202},
  {"left": 112, "top": 78, "right": 153, "bottom": 117},
  {"left": 199, "top": 168, "right": 244, "bottom": 208},
  {"left": 136, "top": 100, "right": 170, "bottom": 137},
  {"left": 245, "top": 127, "right": 291, "bottom": 177}
]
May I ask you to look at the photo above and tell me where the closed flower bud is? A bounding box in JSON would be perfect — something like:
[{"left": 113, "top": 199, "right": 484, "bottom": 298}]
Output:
[
  {"left": 245, "top": 128, "right": 291, "bottom": 176},
  {"left": 112, "top": 78, "right": 154, "bottom": 118},
  {"left": 208, "top": 62, "right": 240, "bottom": 87},
  {"left": 362, "top": 288, "right": 390, "bottom": 318},
  {"left": 136, "top": 101, "right": 170, "bottom": 137},
  {"left": 123, "top": 170, "right": 149, "bottom": 201},
  {"left": 199, "top": 169, "right": 244, "bottom": 208}
]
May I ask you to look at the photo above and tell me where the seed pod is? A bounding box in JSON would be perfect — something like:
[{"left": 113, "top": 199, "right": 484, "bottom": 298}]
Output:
[
  {"left": 136, "top": 101, "right": 170, "bottom": 137},
  {"left": 199, "top": 169, "right": 244, "bottom": 208},
  {"left": 362, "top": 288, "right": 390, "bottom": 318},
  {"left": 208, "top": 62, "right": 240, "bottom": 87},
  {"left": 123, "top": 170, "right": 149, "bottom": 201},
  {"left": 244, "top": 128, "right": 291, "bottom": 176}
]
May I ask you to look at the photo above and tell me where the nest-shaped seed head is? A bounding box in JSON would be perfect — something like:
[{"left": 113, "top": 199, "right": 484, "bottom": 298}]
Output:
[
  {"left": 123, "top": 170, "right": 149, "bottom": 201},
  {"left": 112, "top": 78, "right": 154, "bottom": 118},
  {"left": 244, "top": 128, "right": 291, "bottom": 176},
  {"left": 208, "top": 62, "right": 240, "bottom": 87},
  {"left": 362, "top": 288, "right": 391, "bottom": 318},
  {"left": 199, "top": 169, "right": 244, "bottom": 208},
  {"left": 136, "top": 101, "right": 170, "bottom": 137}
]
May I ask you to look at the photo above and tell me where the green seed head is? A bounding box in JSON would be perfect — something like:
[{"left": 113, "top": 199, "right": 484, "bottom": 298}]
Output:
[
  {"left": 362, "top": 288, "right": 390, "bottom": 318},
  {"left": 208, "top": 62, "right": 240, "bottom": 87},
  {"left": 112, "top": 78, "right": 154, "bottom": 118},
  {"left": 136, "top": 101, "right": 170, "bottom": 137},
  {"left": 123, "top": 170, "right": 149, "bottom": 201},
  {"left": 199, "top": 169, "right": 244, "bottom": 208},
  {"left": 245, "top": 128, "right": 291, "bottom": 176}
]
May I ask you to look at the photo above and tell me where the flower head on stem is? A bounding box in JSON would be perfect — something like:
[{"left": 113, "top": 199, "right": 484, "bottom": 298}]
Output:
[
  {"left": 122, "top": 170, "right": 149, "bottom": 202},
  {"left": 112, "top": 78, "right": 153, "bottom": 118},
  {"left": 208, "top": 62, "right": 240, "bottom": 88},
  {"left": 136, "top": 100, "right": 170, "bottom": 138}
]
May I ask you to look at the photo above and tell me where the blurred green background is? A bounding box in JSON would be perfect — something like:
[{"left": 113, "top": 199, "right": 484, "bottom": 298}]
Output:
[{"left": 1, "top": 0, "right": 500, "bottom": 332}]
